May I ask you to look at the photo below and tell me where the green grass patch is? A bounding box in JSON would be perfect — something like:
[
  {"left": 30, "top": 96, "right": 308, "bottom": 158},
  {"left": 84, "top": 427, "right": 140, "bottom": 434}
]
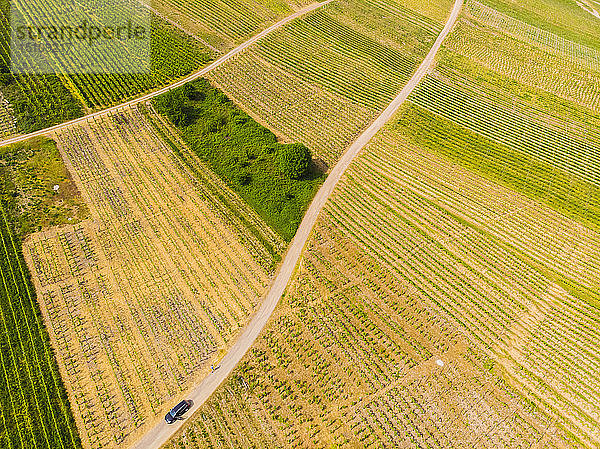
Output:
[
  {"left": 153, "top": 79, "right": 325, "bottom": 241},
  {"left": 0, "top": 137, "right": 88, "bottom": 235},
  {"left": 394, "top": 103, "right": 600, "bottom": 232}
]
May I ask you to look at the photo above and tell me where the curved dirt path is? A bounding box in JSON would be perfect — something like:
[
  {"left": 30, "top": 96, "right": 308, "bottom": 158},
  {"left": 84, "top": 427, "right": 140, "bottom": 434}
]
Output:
[
  {"left": 0, "top": 0, "right": 332, "bottom": 148},
  {"left": 131, "top": 0, "right": 464, "bottom": 447}
]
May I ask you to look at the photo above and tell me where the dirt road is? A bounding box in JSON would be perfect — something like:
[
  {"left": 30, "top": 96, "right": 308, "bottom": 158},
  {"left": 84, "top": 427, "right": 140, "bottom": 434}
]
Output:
[{"left": 129, "top": 0, "right": 464, "bottom": 447}]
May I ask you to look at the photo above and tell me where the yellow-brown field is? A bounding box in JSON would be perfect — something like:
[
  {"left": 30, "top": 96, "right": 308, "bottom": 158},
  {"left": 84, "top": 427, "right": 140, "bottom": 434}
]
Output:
[{"left": 22, "top": 106, "right": 284, "bottom": 449}]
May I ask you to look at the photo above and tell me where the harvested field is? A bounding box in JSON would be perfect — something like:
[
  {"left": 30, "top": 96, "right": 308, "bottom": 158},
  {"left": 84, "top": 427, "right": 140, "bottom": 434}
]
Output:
[{"left": 22, "top": 106, "right": 283, "bottom": 449}]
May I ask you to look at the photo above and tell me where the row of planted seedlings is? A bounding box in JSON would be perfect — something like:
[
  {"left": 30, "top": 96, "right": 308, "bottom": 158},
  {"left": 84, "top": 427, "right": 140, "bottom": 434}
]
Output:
[
  {"left": 408, "top": 74, "right": 600, "bottom": 184},
  {"left": 324, "top": 180, "right": 516, "bottom": 353},
  {"left": 78, "top": 116, "right": 222, "bottom": 370},
  {"left": 53, "top": 225, "right": 141, "bottom": 447},
  {"left": 254, "top": 9, "right": 424, "bottom": 111},
  {"left": 53, "top": 126, "right": 201, "bottom": 444},
  {"left": 0, "top": 212, "right": 79, "bottom": 449},
  {"left": 371, "top": 115, "right": 600, "bottom": 293},
  {"left": 166, "top": 0, "right": 266, "bottom": 42}
]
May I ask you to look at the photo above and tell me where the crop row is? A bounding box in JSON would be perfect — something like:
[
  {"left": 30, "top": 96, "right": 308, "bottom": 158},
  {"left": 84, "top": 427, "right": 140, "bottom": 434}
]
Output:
[
  {"left": 168, "top": 113, "right": 599, "bottom": 447},
  {"left": 0, "top": 92, "right": 16, "bottom": 138},
  {"left": 337, "top": 130, "right": 600, "bottom": 445},
  {"left": 0, "top": 1, "right": 211, "bottom": 133},
  {"left": 143, "top": 103, "right": 286, "bottom": 264},
  {"left": 152, "top": 0, "right": 265, "bottom": 42},
  {"left": 465, "top": 0, "right": 600, "bottom": 70},
  {"left": 408, "top": 73, "right": 600, "bottom": 185},
  {"left": 207, "top": 0, "right": 442, "bottom": 165},
  {"left": 442, "top": 19, "right": 600, "bottom": 111},
  {"left": 388, "top": 102, "right": 600, "bottom": 290}
]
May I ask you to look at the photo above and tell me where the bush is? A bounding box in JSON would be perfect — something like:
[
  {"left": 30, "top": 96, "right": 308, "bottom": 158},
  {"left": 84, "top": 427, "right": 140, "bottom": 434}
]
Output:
[{"left": 277, "top": 144, "right": 311, "bottom": 179}]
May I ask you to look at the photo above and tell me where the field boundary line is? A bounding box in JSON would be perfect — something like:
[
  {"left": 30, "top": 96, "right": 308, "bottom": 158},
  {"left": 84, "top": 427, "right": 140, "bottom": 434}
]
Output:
[
  {"left": 130, "top": 0, "right": 464, "bottom": 447},
  {"left": 0, "top": 0, "right": 332, "bottom": 148}
]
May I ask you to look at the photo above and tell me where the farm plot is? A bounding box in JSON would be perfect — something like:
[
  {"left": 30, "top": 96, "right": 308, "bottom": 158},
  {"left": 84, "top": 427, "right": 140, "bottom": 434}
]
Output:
[
  {"left": 380, "top": 0, "right": 456, "bottom": 24},
  {"left": 408, "top": 73, "right": 600, "bottom": 185},
  {"left": 166, "top": 113, "right": 600, "bottom": 448},
  {"left": 0, "top": 207, "right": 82, "bottom": 449},
  {"left": 207, "top": 0, "right": 443, "bottom": 165},
  {"left": 442, "top": 17, "right": 600, "bottom": 111},
  {"left": 22, "top": 106, "right": 282, "bottom": 449},
  {"left": 475, "top": 0, "right": 600, "bottom": 49},
  {"left": 142, "top": 0, "right": 313, "bottom": 51},
  {"left": 0, "top": 0, "right": 211, "bottom": 133}
]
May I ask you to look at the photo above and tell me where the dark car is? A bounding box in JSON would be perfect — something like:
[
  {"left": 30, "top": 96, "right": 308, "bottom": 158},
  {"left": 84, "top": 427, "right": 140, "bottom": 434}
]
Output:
[{"left": 165, "top": 400, "right": 192, "bottom": 424}]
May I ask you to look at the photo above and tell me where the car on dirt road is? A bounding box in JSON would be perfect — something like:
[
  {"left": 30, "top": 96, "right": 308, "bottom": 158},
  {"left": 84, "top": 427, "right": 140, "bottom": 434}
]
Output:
[{"left": 165, "top": 400, "right": 192, "bottom": 424}]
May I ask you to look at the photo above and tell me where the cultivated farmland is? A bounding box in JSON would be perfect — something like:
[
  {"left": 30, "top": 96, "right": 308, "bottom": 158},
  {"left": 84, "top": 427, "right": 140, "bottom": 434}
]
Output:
[
  {"left": 165, "top": 105, "right": 600, "bottom": 447},
  {"left": 407, "top": 2, "right": 600, "bottom": 229},
  {"left": 208, "top": 0, "right": 443, "bottom": 164},
  {"left": 476, "top": 0, "right": 600, "bottom": 49},
  {"left": 142, "top": 0, "right": 314, "bottom": 51},
  {"left": 0, "top": 0, "right": 212, "bottom": 133},
  {"left": 163, "top": 3, "right": 600, "bottom": 447},
  {"left": 444, "top": 3, "right": 600, "bottom": 111},
  {"left": 22, "top": 106, "right": 283, "bottom": 449}
]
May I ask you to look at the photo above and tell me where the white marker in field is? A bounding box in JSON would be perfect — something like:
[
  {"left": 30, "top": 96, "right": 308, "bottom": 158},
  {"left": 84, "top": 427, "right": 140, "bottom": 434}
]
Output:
[
  {"left": 436, "top": 359, "right": 444, "bottom": 367},
  {"left": 53, "top": 184, "right": 59, "bottom": 191}
]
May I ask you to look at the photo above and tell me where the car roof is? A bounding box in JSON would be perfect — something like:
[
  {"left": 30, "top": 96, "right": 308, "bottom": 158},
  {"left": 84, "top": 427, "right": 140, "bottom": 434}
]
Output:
[{"left": 171, "top": 400, "right": 188, "bottom": 413}]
